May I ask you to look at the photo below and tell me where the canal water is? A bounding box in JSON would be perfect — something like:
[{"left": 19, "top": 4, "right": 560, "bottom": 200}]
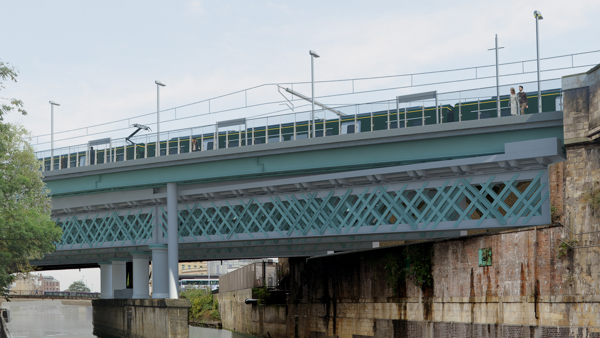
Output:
[{"left": 1, "top": 299, "right": 258, "bottom": 338}]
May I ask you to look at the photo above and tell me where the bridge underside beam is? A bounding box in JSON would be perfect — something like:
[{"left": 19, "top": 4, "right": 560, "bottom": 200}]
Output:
[{"left": 36, "top": 138, "right": 562, "bottom": 266}]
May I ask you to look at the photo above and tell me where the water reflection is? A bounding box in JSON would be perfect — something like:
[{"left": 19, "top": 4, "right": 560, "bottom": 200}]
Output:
[
  {"left": 2, "top": 299, "right": 94, "bottom": 338},
  {"left": 189, "top": 326, "right": 259, "bottom": 338}
]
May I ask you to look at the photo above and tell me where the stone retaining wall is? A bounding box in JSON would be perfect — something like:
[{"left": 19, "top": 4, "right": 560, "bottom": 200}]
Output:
[{"left": 92, "top": 299, "right": 190, "bottom": 338}]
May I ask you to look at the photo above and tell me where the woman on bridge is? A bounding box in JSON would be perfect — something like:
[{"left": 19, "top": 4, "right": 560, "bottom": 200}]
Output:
[{"left": 508, "top": 87, "right": 520, "bottom": 116}]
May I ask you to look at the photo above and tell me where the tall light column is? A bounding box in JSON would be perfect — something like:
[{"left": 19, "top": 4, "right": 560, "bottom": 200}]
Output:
[
  {"left": 155, "top": 81, "right": 166, "bottom": 157},
  {"left": 309, "top": 50, "right": 320, "bottom": 138},
  {"left": 49, "top": 101, "right": 60, "bottom": 170},
  {"left": 534, "top": 11, "right": 543, "bottom": 113},
  {"left": 487, "top": 36, "right": 503, "bottom": 118},
  {"left": 167, "top": 182, "right": 179, "bottom": 299}
]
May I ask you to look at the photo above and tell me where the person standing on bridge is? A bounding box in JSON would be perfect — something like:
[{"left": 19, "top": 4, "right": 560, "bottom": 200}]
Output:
[
  {"left": 508, "top": 87, "right": 519, "bottom": 116},
  {"left": 518, "top": 86, "right": 528, "bottom": 115},
  {"left": 89, "top": 147, "right": 96, "bottom": 165}
]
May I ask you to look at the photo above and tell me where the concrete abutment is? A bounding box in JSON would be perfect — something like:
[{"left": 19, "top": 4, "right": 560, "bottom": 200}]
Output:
[{"left": 92, "top": 299, "right": 191, "bottom": 338}]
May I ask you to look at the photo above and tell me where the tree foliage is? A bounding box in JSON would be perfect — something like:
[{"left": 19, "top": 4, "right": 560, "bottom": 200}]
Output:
[
  {"left": 0, "top": 60, "right": 62, "bottom": 298},
  {"left": 67, "top": 281, "right": 90, "bottom": 292},
  {"left": 0, "top": 60, "right": 27, "bottom": 120}
]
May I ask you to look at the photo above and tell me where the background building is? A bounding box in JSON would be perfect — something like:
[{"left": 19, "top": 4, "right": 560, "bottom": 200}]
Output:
[
  {"left": 178, "top": 262, "right": 207, "bottom": 275},
  {"left": 42, "top": 276, "right": 60, "bottom": 292},
  {"left": 177, "top": 259, "right": 279, "bottom": 277}
]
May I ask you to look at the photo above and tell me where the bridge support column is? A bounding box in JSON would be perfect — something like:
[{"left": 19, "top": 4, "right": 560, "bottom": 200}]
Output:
[
  {"left": 149, "top": 244, "right": 169, "bottom": 299},
  {"left": 110, "top": 258, "right": 128, "bottom": 296},
  {"left": 131, "top": 251, "right": 151, "bottom": 299},
  {"left": 167, "top": 182, "right": 179, "bottom": 299},
  {"left": 99, "top": 262, "right": 113, "bottom": 299}
]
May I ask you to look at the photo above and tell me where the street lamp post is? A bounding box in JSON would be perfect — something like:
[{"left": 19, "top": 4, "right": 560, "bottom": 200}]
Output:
[
  {"left": 49, "top": 101, "right": 60, "bottom": 171},
  {"left": 534, "top": 10, "right": 543, "bottom": 114},
  {"left": 309, "top": 50, "right": 320, "bottom": 138},
  {"left": 155, "top": 81, "right": 166, "bottom": 157},
  {"left": 488, "top": 35, "right": 504, "bottom": 118}
]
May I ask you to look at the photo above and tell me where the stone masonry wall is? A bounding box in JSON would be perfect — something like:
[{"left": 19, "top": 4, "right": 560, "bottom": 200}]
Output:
[
  {"left": 286, "top": 224, "right": 600, "bottom": 338},
  {"left": 281, "top": 64, "right": 600, "bottom": 338},
  {"left": 218, "top": 288, "right": 287, "bottom": 337}
]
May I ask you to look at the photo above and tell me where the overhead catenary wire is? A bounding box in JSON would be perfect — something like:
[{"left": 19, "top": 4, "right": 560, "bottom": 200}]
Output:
[
  {"left": 32, "top": 49, "right": 599, "bottom": 140},
  {"left": 31, "top": 49, "right": 599, "bottom": 146}
]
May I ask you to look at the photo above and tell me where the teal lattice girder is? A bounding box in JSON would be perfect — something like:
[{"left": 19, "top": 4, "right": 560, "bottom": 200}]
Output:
[
  {"left": 54, "top": 170, "right": 549, "bottom": 250},
  {"left": 55, "top": 208, "right": 155, "bottom": 250}
]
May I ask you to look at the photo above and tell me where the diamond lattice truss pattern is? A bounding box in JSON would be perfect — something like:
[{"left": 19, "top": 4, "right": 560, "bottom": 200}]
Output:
[
  {"left": 55, "top": 171, "right": 548, "bottom": 250},
  {"left": 56, "top": 209, "right": 155, "bottom": 249}
]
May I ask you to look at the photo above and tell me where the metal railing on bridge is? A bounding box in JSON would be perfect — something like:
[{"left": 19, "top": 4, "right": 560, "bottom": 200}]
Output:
[{"left": 37, "top": 77, "right": 563, "bottom": 172}]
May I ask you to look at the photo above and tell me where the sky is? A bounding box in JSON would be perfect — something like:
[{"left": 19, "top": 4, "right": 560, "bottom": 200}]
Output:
[{"left": 2, "top": 0, "right": 600, "bottom": 291}]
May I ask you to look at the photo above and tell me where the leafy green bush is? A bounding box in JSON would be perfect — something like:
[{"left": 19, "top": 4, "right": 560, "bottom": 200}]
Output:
[
  {"left": 252, "top": 286, "right": 271, "bottom": 305},
  {"left": 180, "top": 288, "right": 220, "bottom": 322},
  {"left": 384, "top": 243, "right": 434, "bottom": 296}
]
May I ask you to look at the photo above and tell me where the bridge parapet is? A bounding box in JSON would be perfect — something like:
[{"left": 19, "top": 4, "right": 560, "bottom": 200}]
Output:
[{"left": 37, "top": 78, "right": 563, "bottom": 178}]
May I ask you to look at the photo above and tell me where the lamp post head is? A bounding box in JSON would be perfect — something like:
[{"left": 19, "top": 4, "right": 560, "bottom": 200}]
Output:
[
  {"left": 309, "top": 50, "right": 320, "bottom": 58},
  {"left": 534, "top": 10, "right": 543, "bottom": 20},
  {"left": 49, "top": 101, "right": 60, "bottom": 106},
  {"left": 155, "top": 81, "right": 166, "bottom": 87}
]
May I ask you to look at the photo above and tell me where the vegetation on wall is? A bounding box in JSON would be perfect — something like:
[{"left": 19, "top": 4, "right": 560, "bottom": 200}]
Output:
[
  {"left": 252, "top": 286, "right": 272, "bottom": 305},
  {"left": 180, "top": 289, "right": 220, "bottom": 323},
  {"left": 384, "top": 243, "right": 434, "bottom": 295},
  {"left": 582, "top": 187, "right": 600, "bottom": 212},
  {"left": 557, "top": 239, "right": 579, "bottom": 258}
]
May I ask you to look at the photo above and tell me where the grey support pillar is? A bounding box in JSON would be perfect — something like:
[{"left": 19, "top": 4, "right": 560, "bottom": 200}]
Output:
[
  {"left": 131, "top": 251, "right": 151, "bottom": 299},
  {"left": 99, "top": 262, "right": 113, "bottom": 299},
  {"left": 110, "top": 258, "right": 128, "bottom": 295},
  {"left": 167, "top": 182, "right": 179, "bottom": 299},
  {"left": 149, "top": 244, "right": 169, "bottom": 299}
]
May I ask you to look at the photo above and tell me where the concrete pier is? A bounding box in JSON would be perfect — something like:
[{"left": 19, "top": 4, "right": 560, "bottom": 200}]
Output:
[{"left": 92, "top": 299, "right": 191, "bottom": 338}]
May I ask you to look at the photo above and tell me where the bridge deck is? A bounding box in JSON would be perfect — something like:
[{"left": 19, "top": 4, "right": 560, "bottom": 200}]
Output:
[{"left": 34, "top": 112, "right": 564, "bottom": 267}]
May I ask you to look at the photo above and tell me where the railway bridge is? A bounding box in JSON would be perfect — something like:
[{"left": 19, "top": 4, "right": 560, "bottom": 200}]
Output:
[{"left": 32, "top": 105, "right": 564, "bottom": 300}]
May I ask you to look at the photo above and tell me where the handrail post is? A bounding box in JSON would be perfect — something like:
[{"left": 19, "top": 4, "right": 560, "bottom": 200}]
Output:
[
  {"left": 459, "top": 101, "right": 462, "bottom": 122},
  {"left": 477, "top": 99, "right": 481, "bottom": 120},
  {"left": 390, "top": 100, "right": 398, "bottom": 130},
  {"left": 214, "top": 128, "right": 218, "bottom": 149},
  {"left": 404, "top": 107, "right": 407, "bottom": 128},
  {"left": 421, "top": 106, "right": 425, "bottom": 126},
  {"left": 435, "top": 96, "right": 439, "bottom": 124},
  {"left": 396, "top": 100, "right": 400, "bottom": 128}
]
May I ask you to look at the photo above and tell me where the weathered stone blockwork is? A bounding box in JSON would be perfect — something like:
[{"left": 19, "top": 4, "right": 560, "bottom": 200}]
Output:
[
  {"left": 286, "top": 225, "right": 600, "bottom": 337},
  {"left": 218, "top": 289, "right": 287, "bottom": 337},
  {"left": 92, "top": 299, "right": 190, "bottom": 338}
]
